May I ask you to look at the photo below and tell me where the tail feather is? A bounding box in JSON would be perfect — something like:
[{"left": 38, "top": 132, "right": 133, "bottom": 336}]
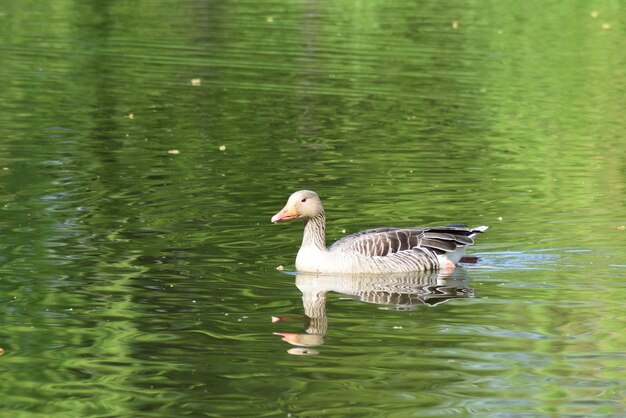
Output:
[{"left": 470, "top": 225, "right": 489, "bottom": 238}]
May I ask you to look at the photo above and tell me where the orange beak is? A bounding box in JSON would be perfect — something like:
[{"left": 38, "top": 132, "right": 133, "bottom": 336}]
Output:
[
  {"left": 273, "top": 332, "right": 301, "bottom": 344},
  {"left": 271, "top": 205, "right": 298, "bottom": 223}
]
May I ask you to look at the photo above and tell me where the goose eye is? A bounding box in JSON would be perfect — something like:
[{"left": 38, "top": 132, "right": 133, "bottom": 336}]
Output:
[{"left": 301, "top": 198, "right": 307, "bottom": 202}]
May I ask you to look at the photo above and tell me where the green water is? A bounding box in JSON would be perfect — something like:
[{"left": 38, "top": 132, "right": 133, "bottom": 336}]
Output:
[{"left": 1, "top": 1, "right": 625, "bottom": 417}]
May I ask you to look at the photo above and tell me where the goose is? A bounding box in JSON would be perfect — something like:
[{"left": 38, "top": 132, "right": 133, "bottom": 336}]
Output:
[{"left": 271, "top": 190, "right": 487, "bottom": 274}]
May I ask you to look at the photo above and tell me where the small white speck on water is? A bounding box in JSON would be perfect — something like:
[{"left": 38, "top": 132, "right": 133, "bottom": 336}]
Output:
[
  {"left": 276, "top": 265, "right": 284, "bottom": 271},
  {"left": 393, "top": 325, "right": 403, "bottom": 329},
  {"left": 192, "top": 300, "right": 196, "bottom": 303},
  {"left": 341, "top": 229, "right": 346, "bottom": 234},
  {"left": 497, "top": 217, "right": 503, "bottom": 221},
  {"left": 219, "top": 145, "right": 226, "bottom": 151}
]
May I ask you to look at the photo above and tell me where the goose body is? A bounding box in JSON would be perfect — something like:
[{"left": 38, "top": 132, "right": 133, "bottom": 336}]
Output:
[{"left": 271, "top": 190, "right": 487, "bottom": 274}]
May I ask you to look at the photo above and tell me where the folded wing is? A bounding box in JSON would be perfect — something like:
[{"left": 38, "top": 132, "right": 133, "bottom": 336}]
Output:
[{"left": 329, "top": 226, "right": 485, "bottom": 257}]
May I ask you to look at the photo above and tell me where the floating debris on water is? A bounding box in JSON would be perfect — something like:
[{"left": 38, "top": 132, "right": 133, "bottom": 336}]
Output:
[
  {"left": 618, "top": 225, "right": 625, "bottom": 231},
  {"left": 168, "top": 149, "right": 180, "bottom": 155},
  {"left": 128, "top": 113, "right": 135, "bottom": 120},
  {"left": 266, "top": 16, "right": 274, "bottom": 23},
  {"left": 191, "top": 78, "right": 201, "bottom": 86},
  {"left": 276, "top": 265, "right": 284, "bottom": 271},
  {"left": 219, "top": 145, "right": 226, "bottom": 151},
  {"left": 272, "top": 316, "right": 293, "bottom": 323},
  {"left": 591, "top": 11, "right": 599, "bottom": 18},
  {"left": 452, "top": 21, "right": 459, "bottom": 30}
]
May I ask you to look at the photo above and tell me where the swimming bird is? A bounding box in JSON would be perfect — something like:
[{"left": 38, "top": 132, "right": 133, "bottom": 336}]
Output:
[{"left": 271, "top": 190, "right": 487, "bottom": 274}]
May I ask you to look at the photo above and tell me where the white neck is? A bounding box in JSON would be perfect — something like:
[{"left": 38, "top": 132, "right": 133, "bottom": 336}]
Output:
[{"left": 302, "top": 212, "right": 327, "bottom": 251}]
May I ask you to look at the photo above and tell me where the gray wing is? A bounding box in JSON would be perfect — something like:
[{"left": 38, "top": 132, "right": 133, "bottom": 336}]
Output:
[{"left": 329, "top": 226, "right": 485, "bottom": 257}]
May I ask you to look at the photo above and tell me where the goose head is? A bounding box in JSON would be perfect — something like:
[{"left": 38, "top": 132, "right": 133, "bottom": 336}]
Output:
[{"left": 271, "top": 190, "right": 324, "bottom": 223}]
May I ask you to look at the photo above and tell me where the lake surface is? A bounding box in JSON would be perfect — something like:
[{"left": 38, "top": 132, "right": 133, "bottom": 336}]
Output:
[{"left": 1, "top": 1, "right": 625, "bottom": 417}]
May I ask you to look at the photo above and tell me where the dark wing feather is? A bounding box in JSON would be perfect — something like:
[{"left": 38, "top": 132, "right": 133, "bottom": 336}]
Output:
[
  {"left": 420, "top": 237, "right": 458, "bottom": 253},
  {"left": 330, "top": 226, "right": 485, "bottom": 257}
]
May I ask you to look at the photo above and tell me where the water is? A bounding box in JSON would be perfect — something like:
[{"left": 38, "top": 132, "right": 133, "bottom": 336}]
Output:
[{"left": 1, "top": 1, "right": 625, "bottom": 417}]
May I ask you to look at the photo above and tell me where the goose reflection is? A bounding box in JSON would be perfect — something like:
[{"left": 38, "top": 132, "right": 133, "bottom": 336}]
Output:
[{"left": 273, "top": 269, "right": 474, "bottom": 355}]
